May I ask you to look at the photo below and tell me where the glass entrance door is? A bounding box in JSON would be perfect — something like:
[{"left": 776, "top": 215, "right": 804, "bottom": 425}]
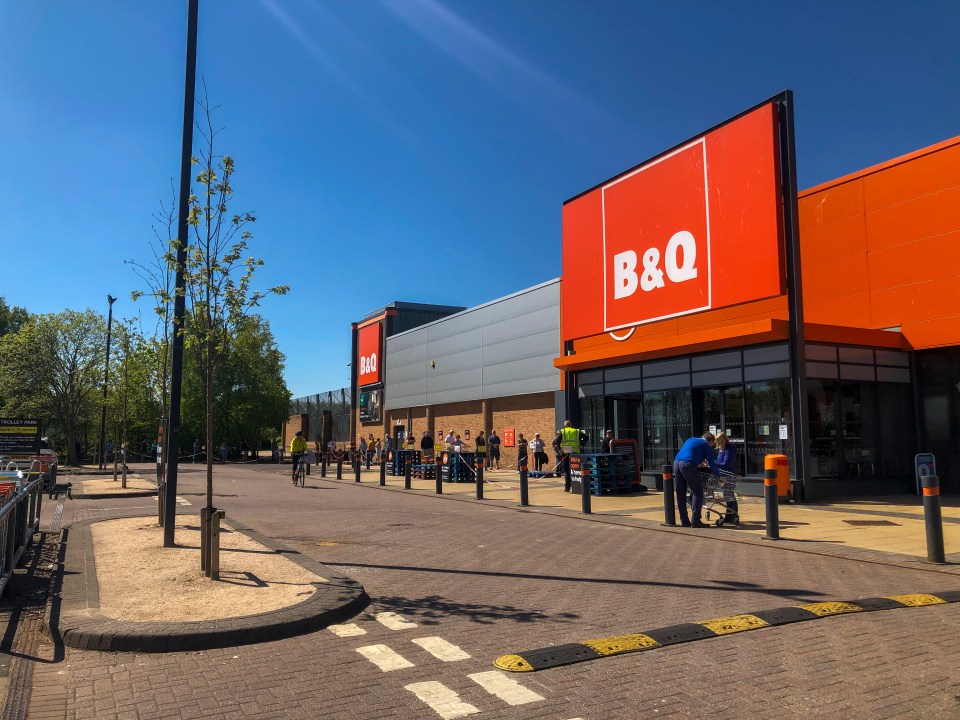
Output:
[{"left": 694, "top": 385, "right": 745, "bottom": 475}]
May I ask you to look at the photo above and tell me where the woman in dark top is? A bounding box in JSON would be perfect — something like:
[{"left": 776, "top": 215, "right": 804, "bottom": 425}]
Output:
[{"left": 714, "top": 433, "right": 739, "bottom": 522}]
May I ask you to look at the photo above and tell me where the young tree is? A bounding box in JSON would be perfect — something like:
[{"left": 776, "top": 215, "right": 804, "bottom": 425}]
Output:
[{"left": 182, "top": 89, "right": 288, "bottom": 513}]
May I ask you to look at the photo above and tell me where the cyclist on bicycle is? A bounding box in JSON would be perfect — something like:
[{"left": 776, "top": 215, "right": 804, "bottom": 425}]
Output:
[{"left": 290, "top": 431, "right": 307, "bottom": 484}]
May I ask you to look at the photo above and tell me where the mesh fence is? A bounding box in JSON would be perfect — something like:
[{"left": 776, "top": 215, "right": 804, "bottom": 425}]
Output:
[{"left": 289, "top": 388, "right": 352, "bottom": 443}]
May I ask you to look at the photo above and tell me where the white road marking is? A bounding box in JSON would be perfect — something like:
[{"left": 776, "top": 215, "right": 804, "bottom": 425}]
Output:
[
  {"left": 176, "top": 496, "right": 191, "bottom": 506},
  {"left": 356, "top": 644, "right": 415, "bottom": 672},
  {"left": 412, "top": 636, "right": 471, "bottom": 662},
  {"left": 328, "top": 623, "right": 366, "bottom": 637},
  {"left": 468, "top": 670, "right": 544, "bottom": 706},
  {"left": 374, "top": 611, "right": 418, "bottom": 630},
  {"left": 404, "top": 681, "right": 479, "bottom": 719}
]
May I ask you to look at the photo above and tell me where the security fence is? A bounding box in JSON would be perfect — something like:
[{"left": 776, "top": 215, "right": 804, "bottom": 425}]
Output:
[{"left": 290, "top": 387, "right": 351, "bottom": 443}]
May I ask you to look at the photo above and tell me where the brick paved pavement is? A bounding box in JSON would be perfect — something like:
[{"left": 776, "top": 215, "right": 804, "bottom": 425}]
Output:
[{"left": 6, "top": 463, "right": 960, "bottom": 718}]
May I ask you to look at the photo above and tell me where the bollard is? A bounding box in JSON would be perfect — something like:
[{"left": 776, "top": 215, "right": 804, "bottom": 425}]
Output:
[
  {"left": 519, "top": 457, "right": 529, "bottom": 507},
  {"left": 922, "top": 475, "right": 946, "bottom": 563},
  {"left": 200, "top": 507, "right": 211, "bottom": 573},
  {"left": 580, "top": 464, "right": 592, "bottom": 515},
  {"left": 366, "top": 452, "right": 371, "bottom": 471},
  {"left": 380, "top": 456, "right": 387, "bottom": 486},
  {"left": 764, "top": 467, "right": 780, "bottom": 540},
  {"left": 208, "top": 508, "right": 225, "bottom": 580},
  {"left": 661, "top": 464, "right": 676, "bottom": 526},
  {"left": 321, "top": 452, "right": 327, "bottom": 478},
  {"left": 435, "top": 456, "right": 443, "bottom": 494},
  {"left": 158, "top": 481, "right": 165, "bottom": 526},
  {"left": 336, "top": 458, "right": 343, "bottom": 480},
  {"left": 404, "top": 458, "right": 412, "bottom": 489},
  {"left": 563, "top": 455, "right": 572, "bottom": 492},
  {"left": 476, "top": 458, "right": 484, "bottom": 500},
  {"left": 355, "top": 458, "right": 361, "bottom": 483}
]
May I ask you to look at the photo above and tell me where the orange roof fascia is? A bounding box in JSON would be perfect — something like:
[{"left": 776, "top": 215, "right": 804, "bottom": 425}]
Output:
[
  {"left": 354, "top": 309, "right": 397, "bottom": 331},
  {"left": 799, "top": 134, "right": 960, "bottom": 199},
  {"left": 553, "top": 319, "right": 790, "bottom": 372},
  {"left": 805, "top": 323, "right": 907, "bottom": 349}
]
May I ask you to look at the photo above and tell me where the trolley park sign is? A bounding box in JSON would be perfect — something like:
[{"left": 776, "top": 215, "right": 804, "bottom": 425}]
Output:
[{"left": 560, "top": 101, "right": 787, "bottom": 342}]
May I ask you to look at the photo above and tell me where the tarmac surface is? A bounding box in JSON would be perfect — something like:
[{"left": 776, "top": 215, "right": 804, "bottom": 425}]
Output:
[{"left": 0, "top": 460, "right": 957, "bottom": 718}]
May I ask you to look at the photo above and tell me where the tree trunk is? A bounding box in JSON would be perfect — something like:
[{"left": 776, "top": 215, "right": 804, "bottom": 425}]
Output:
[{"left": 206, "top": 338, "right": 214, "bottom": 511}]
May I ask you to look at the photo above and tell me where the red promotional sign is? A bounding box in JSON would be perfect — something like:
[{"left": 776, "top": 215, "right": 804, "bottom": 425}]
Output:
[
  {"left": 561, "top": 102, "right": 784, "bottom": 342},
  {"left": 357, "top": 323, "right": 382, "bottom": 386}
]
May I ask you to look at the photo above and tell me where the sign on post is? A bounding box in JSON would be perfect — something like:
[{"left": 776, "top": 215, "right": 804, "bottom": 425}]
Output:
[
  {"left": 0, "top": 418, "right": 41, "bottom": 455},
  {"left": 915, "top": 453, "right": 936, "bottom": 496}
]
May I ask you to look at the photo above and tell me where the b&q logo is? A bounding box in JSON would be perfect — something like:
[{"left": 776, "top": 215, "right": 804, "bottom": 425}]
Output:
[
  {"left": 603, "top": 140, "right": 710, "bottom": 331},
  {"left": 560, "top": 101, "right": 785, "bottom": 344},
  {"left": 359, "top": 352, "right": 377, "bottom": 376}
]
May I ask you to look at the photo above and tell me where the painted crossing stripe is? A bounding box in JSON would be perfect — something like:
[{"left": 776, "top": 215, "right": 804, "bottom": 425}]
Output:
[
  {"left": 404, "top": 682, "right": 479, "bottom": 719},
  {"left": 494, "top": 590, "right": 960, "bottom": 672},
  {"left": 176, "top": 496, "right": 191, "bottom": 506},
  {"left": 328, "top": 623, "right": 366, "bottom": 637},
  {"left": 356, "top": 644, "right": 415, "bottom": 672},
  {"left": 412, "top": 636, "right": 472, "bottom": 661},
  {"left": 468, "top": 670, "right": 544, "bottom": 706},
  {"left": 375, "top": 611, "right": 418, "bottom": 630}
]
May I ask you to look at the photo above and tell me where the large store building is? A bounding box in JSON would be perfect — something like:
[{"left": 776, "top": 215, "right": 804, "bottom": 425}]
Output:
[{"left": 348, "top": 96, "right": 959, "bottom": 500}]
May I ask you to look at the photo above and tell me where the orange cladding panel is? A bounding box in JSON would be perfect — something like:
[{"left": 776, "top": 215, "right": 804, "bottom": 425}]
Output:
[
  {"left": 799, "top": 215, "right": 867, "bottom": 268},
  {"left": 804, "top": 294, "right": 872, "bottom": 328},
  {"left": 867, "top": 231, "right": 960, "bottom": 291},
  {"left": 902, "top": 317, "right": 960, "bottom": 349},
  {"left": 865, "top": 185, "right": 960, "bottom": 252},
  {"left": 798, "top": 181, "right": 864, "bottom": 232},
  {"left": 871, "top": 276, "right": 960, "bottom": 329},
  {"left": 863, "top": 143, "right": 960, "bottom": 211},
  {"left": 802, "top": 254, "right": 870, "bottom": 307}
]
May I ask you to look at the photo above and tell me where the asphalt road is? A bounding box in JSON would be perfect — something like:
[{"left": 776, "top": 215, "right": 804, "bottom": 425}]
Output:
[{"left": 23, "top": 463, "right": 960, "bottom": 718}]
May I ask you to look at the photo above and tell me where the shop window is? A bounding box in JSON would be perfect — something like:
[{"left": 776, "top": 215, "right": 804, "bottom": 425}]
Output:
[
  {"left": 807, "top": 379, "right": 837, "bottom": 477},
  {"left": 579, "top": 397, "right": 605, "bottom": 453},
  {"left": 877, "top": 383, "right": 915, "bottom": 478},
  {"left": 642, "top": 389, "right": 691, "bottom": 472},
  {"left": 746, "top": 380, "right": 793, "bottom": 476},
  {"left": 840, "top": 381, "right": 879, "bottom": 477}
]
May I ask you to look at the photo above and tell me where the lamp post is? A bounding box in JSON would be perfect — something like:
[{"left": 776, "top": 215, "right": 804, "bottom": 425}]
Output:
[{"left": 98, "top": 294, "right": 117, "bottom": 470}]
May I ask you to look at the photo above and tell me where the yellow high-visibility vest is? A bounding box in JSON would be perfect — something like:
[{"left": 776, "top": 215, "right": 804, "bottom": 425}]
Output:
[{"left": 560, "top": 427, "right": 581, "bottom": 453}]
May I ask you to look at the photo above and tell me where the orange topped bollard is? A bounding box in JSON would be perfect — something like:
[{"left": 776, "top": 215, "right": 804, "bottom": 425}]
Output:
[{"left": 764, "top": 453, "right": 791, "bottom": 498}]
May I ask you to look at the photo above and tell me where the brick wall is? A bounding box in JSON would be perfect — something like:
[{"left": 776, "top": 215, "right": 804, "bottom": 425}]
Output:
[
  {"left": 281, "top": 413, "right": 308, "bottom": 450},
  {"left": 380, "top": 393, "right": 558, "bottom": 469}
]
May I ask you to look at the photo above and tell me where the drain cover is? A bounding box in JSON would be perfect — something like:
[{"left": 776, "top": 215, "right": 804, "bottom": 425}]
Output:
[
  {"left": 843, "top": 519, "right": 899, "bottom": 527},
  {"left": 388, "top": 523, "right": 414, "bottom": 527}
]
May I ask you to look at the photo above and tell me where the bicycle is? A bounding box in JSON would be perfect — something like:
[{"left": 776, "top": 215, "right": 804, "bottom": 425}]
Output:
[{"left": 292, "top": 454, "right": 306, "bottom": 487}]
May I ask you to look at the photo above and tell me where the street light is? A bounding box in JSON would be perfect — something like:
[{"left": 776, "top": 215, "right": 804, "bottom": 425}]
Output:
[{"left": 98, "top": 294, "right": 117, "bottom": 470}]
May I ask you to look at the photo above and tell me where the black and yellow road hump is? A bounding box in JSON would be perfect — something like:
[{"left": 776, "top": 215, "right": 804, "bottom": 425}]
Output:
[{"left": 493, "top": 590, "right": 960, "bottom": 672}]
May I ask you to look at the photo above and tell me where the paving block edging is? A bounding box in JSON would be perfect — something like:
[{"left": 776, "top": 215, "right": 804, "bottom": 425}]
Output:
[{"left": 47, "top": 517, "right": 369, "bottom": 653}]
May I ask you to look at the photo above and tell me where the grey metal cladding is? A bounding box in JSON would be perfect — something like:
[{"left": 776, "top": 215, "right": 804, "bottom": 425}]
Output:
[{"left": 383, "top": 280, "right": 560, "bottom": 408}]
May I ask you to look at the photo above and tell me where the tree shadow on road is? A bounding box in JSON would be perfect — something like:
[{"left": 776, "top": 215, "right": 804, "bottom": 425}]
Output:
[{"left": 374, "top": 594, "right": 579, "bottom": 625}]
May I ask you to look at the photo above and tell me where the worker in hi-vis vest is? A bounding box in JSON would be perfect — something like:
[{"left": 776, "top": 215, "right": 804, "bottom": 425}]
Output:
[{"left": 560, "top": 420, "right": 587, "bottom": 492}]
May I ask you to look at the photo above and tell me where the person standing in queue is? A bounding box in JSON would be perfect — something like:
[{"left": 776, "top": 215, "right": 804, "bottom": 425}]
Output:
[
  {"left": 486, "top": 430, "right": 501, "bottom": 470},
  {"left": 673, "top": 432, "right": 720, "bottom": 528},
  {"left": 475, "top": 432, "right": 486, "bottom": 466},
  {"left": 559, "top": 420, "right": 585, "bottom": 491},
  {"left": 600, "top": 429, "right": 614, "bottom": 453},
  {"left": 420, "top": 431, "right": 434, "bottom": 461},
  {"left": 516, "top": 433, "right": 528, "bottom": 470}
]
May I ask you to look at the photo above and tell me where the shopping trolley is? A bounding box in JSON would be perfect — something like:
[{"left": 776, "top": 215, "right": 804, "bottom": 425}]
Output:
[{"left": 697, "top": 468, "right": 741, "bottom": 527}]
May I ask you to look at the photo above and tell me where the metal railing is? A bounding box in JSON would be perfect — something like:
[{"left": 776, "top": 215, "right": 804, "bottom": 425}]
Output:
[{"left": 0, "top": 461, "right": 45, "bottom": 598}]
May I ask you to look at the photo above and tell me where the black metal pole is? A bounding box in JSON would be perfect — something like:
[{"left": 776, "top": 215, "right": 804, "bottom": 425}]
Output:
[
  {"left": 380, "top": 454, "right": 387, "bottom": 486},
  {"left": 580, "top": 459, "right": 592, "bottom": 515},
  {"left": 779, "top": 91, "right": 811, "bottom": 504},
  {"left": 475, "top": 456, "right": 484, "bottom": 499},
  {"left": 563, "top": 455, "right": 571, "bottom": 492},
  {"left": 336, "top": 457, "right": 342, "bottom": 480},
  {"left": 922, "top": 475, "right": 946, "bottom": 563},
  {"left": 435, "top": 456, "right": 442, "bottom": 494},
  {"left": 163, "top": 0, "right": 199, "bottom": 548},
  {"left": 404, "top": 454, "right": 412, "bottom": 489},
  {"left": 661, "top": 464, "right": 676, "bottom": 526},
  {"left": 321, "top": 452, "right": 327, "bottom": 478},
  {"left": 354, "top": 456, "right": 361, "bottom": 483},
  {"left": 98, "top": 295, "right": 117, "bottom": 470},
  {"left": 519, "top": 457, "right": 529, "bottom": 507},
  {"left": 764, "top": 468, "right": 780, "bottom": 540}
]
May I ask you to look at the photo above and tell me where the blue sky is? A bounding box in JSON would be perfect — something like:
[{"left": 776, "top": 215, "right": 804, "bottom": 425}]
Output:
[{"left": 2, "top": 1, "right": 958, "bottom": 397}]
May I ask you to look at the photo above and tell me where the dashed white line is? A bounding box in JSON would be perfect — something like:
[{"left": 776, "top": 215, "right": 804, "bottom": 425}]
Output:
[
  {"left": 328, "top": 623, "right": 366, "bottom": 637},
  {"left": 412, "top": 637, "right": 471, "bottom": 662},
  {"left": 404, "top": 681, "right": 479, "bottom": 719},
  {"left": 356, "top": 644, "right": 415, "bottom": 672},
  {"left": 468, "top": 670, "right": 544, "bottom": 706},
  {"left": 374, "top": 611, "right": 418, "bottom": 630},
  {"left": 176, "top": 496, "right": 191, "bottom": 506}
]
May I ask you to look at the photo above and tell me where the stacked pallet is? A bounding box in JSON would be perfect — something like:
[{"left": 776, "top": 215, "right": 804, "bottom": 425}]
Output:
[
  {"left": 389, "top": 450, "right": 421, "bottom": 476},
  {"left": 569, "top": 453, "right": 633, "bottom": 496}
]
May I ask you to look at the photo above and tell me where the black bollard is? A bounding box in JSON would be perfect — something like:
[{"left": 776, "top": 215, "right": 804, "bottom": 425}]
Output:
[
  {"left": 321, "top": 452, "right": 327, "bottom": 478},
  {"left": 563, "top": 455, "right": 572, "bottom": 492},
  {"left": 336, "top": 457, "right": 343, "bottom": 480},
  {"left": 662, "top": 464, "right": 676, "bottom": 526},
  {"left": 519, "top": 458, "right": 529, "bottom": 506},
  {"left": 404, "top": 457, "right": 412, "bottom": 489},
  {"left": 380, "top": 455, "right": 386, "bottom": 486},
  {"left": 476, "top": 458, "right": 484, "bottom": 499},
  {"left": 922, "top": 475, "right": 946, "bottom": 563},
  {"left": 435, "top": 457, "right": 443, "bottom": 494},
  {"left": 764, "top": 467, "right": 779, "bottom": 540},
  {"left": 580, "top": 462, "right": 592, "bottom": 515},
  {"left": 355, "top": 458, "right": 361, "bottom": 483},
  {"left": 366, "top": 452, "right": 371, "bottom": 471}
]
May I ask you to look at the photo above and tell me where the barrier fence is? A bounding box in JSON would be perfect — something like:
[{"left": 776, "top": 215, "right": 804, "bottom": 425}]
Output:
[{"left": 0, "top": 462, "right": 45, "bottom": 598}]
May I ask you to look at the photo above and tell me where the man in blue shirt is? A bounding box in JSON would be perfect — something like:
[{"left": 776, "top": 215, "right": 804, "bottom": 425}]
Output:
[{"left": 673, "top": 433, "right": 720, "bottom": 528}]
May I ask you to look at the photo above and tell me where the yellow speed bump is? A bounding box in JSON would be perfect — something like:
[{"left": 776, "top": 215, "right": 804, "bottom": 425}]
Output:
[{"left": 493, "top": 590, "right": 960, "bottom": 672}]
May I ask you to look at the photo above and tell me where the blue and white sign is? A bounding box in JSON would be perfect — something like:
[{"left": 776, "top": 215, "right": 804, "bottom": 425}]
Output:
[{"left": 915, "top": 453, "right": 936, "bottom": 495}]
